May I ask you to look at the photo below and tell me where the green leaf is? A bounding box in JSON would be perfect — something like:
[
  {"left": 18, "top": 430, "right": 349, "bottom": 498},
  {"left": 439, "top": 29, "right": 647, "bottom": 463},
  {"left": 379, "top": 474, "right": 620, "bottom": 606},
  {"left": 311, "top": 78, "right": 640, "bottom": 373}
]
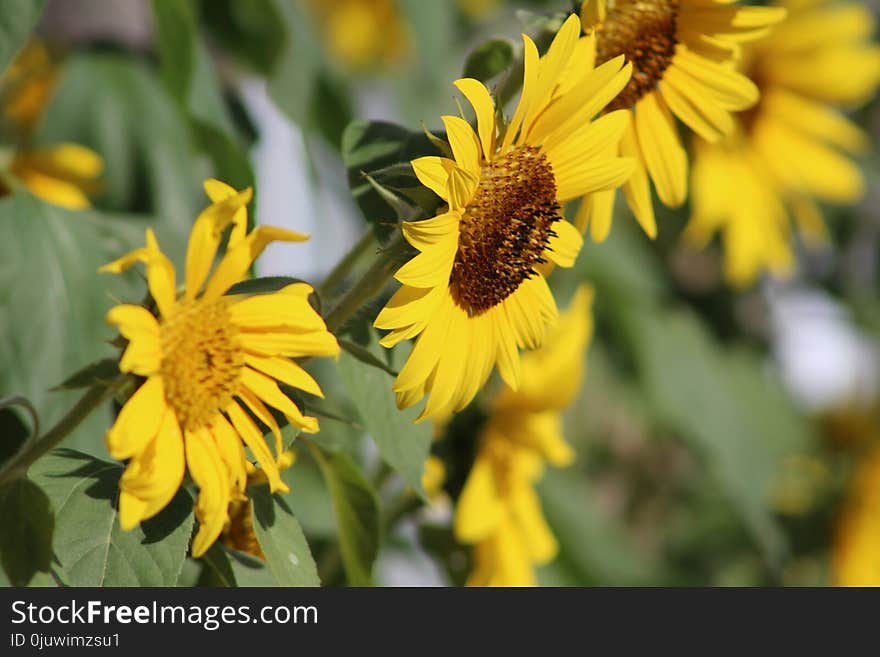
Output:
[
  {"left": 338, "top": 339, "right": 398, "bottom": 377},
  {"left": 200, "top": 542, "right": 278, "bottom": 587},
  {"left": 250, "top": 485, "right": 320, "bottom": 586},
  {"left": 37, "top": 53, "right": 204, "bottom": 244},
  {"left": 341, "top": 120, "right": 440, "bottom": 239},
  {"left": 0, "top": 192, "right": 139, "bottom": 456},
  {"left": 226, "top": 276, "right": 315, "bottom": 301},
  {"left": 267, "top": 0, "right": 321, "bottom": 127},
  {"left": 152, "top": 0, "right": 255, "bottom": 192},
  {"left": 0, "top": 0, "right": 47, "bottom": 75},
  {"left": 618, "top": 304, "right": 813, "bottom": 567},
  {"left": 0, "top": 477, "right": 53, "bottom": 585},
  {"left": 309, "top": 444, "right": 379, "bottom": 586},
  {"left": 30, "top": 449, "right": 194, "bottom": 586},
  {"left": 337, "top": 337, "right": 432, "bottom": 499},
  {"left": 51, "top": 358, "right": 119, "bottom": 391},
  {"left": 198, "top": 0, "right": 285, "bottom": 74},
  {"left": 463, "top": 38, "right": 515, "bottom": 83},
  {"left": 539, "top": 469, "right": 663, "bottom": 586}
]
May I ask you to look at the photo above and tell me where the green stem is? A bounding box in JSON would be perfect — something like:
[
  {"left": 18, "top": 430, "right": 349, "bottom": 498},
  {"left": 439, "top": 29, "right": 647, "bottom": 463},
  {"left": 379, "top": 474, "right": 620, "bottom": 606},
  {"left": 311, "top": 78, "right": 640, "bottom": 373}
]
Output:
[
  {"left": 0, "top": 377, "right": 125, "bottom": 485},
  {"left": 318, "top": 231, "right": 377, "bottom": 300},
  {"left": 324, "top": 231, "right": 409, "bottom": 333}
]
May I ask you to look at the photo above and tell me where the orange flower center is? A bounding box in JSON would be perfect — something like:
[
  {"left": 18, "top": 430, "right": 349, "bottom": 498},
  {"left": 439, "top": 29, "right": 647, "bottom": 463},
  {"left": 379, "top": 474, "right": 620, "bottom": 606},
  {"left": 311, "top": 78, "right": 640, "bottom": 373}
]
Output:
[
  {"left": 595, "top": 0, "right": 680, "bottom": 110},
  {"left": 159, "top": 299, "right": 243, "bottom": 431},
  {"left": 450, "top": 146, "right": 560, "bottom": 316}
]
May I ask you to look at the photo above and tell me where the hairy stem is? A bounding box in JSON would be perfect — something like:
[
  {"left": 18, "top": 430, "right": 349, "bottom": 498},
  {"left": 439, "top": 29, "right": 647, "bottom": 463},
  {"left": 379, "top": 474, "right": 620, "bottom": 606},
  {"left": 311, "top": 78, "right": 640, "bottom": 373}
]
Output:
[
  {"left": 318, "top": 231, "right": 378, "bottom": 300},
  {"left": 324, "top": 230, "right": 409, "bottom": 333}
]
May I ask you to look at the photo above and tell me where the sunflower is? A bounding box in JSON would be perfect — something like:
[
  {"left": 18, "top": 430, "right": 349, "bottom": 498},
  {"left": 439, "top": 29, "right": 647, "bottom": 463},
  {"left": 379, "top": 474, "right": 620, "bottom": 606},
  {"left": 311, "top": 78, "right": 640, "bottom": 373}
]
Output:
[
  {"left": 307, "top": 0, "right": 408, "bottom": 70},
  {"left": 686, "top": 0, "right": 880, "bottom": 287},
  {"left": 454, "top": 285, "right": 593, "bottom": 586},
  {"left": 375, "top": 14, "right": 632, "bottom": 421},
  {"left": 575, "top": 0, "right": 786, "bottom": 241},
  {"left": 100, "top": 180, "right": 339, "bottom": 557},
  {"left": 0, "top": 40, "right": 104, "bottom": 209}
]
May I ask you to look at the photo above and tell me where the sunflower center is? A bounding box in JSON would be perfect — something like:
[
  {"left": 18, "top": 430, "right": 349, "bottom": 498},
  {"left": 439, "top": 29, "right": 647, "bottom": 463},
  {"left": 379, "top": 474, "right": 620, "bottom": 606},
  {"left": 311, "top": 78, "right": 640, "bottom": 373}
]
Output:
[
  {"left": 159, "top": 299, "right": 243, "bottom": 431},
  {"left": 595, "top": 0, "right": 679, "bottom": 110},
  {"left": 450, "top": 145, "right": 560, "bottom": 316}
]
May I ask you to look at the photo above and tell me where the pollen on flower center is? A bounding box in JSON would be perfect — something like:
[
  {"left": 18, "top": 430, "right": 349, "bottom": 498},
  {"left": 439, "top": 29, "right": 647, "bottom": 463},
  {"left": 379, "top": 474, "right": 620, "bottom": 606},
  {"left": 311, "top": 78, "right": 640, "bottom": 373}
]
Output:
[
  {"left": 450, "top": 145, "right": 560, "bottom": 316},
  {"left": 595, "top": 0, "right": 679, "bottom": 110},
  {"left": 159, "top": 299, "right": 243, "bottom": 431}
]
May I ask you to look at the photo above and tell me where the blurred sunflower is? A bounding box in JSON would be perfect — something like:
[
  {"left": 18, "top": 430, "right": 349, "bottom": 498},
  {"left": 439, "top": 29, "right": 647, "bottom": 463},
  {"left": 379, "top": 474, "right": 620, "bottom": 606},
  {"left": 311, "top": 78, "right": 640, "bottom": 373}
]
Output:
[
  {"left": 0, "top": 40, "right": 103, "bottom": 209},
  {"left": 454, "top": 285, "right": 593, "bottom": 586},
  {"left": 307, "top": 0, "right": 408, "bottom": 70},
  {"left": 100, "top": 180, "right": 339, "bottom": 557},
  {"left": 686, "top": 0, "right": 880, "bottom": 287},
  {"left": 576, "top": 0, "right": 786, "bottom": 241},
  {"left": 375, "top": 15, "right": 632, "bottom": 421}
]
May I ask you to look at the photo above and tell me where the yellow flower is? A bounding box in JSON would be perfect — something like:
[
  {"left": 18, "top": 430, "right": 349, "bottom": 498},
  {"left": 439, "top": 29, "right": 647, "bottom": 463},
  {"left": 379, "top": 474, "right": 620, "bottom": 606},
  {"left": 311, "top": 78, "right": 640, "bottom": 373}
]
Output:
[
  {"left": 1, "top": 41, "right": 104, "bottom": 209},
  {"left": 308, "top": 0, "right": 408, "bottom": 70},
  {"left": 100, "top": 180, "right": 340, "bottom": 557},
  {"left": 375, "top": 15, "right": 632, "bottom": 421},
  {"left": 1, "top": 40, "right": 57, "bottom": 131},
  {"left": 421, "top": 455, "right": 447, "bottom": 502},
  {"left": 453, "top": 286, "right": 593, "bottom": 586},
  {"left": 576, "top": 0, "right": 785, "bottom": 241},
  {"left": 832, "top": 446, "right": 880, "bottom": 586},
  {"left": 7, "top": 144, "right": 103, "bottom": 210},
  {"left": 686, "top": 0, "right": 880, "bottom": 288}
]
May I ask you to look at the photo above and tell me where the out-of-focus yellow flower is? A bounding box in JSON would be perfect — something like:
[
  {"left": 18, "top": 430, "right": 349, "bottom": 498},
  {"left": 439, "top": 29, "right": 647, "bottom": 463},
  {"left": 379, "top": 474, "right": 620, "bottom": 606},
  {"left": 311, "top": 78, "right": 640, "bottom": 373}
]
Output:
[
  {"left": 686, "top": 0, "right": 880, "bottom": 288},
  {"left": 457, "top": 0, "right": 500, "bottom": 21},
  {"left": 1, "top": 41, "right": 57, "bottom": 131},
  {"left": 8, "top": 144, "right": 103, "bottom": 210},
  {"left": 100, "top": 180, "right": 339, "bottom": 557},
  {"left": 1, "top": 40, "right": 104, "bottom": 209},
  {"left": 375, "top": 16, "right": 631, "bottom": 422},
  {"left": 453, "top": 286, "right": 593, "bottom": 586},
  {"left": 832, "top": 446, "right": 880, "bottom": 586},
  {"left": 308, "top": 0, "right": 408, "bottom": 70},
  {"left": 576, "top": 0, "right": 785, "bottom": 242},
  {"left": 421, "top": 455, "right": 446, "bottom": 502}
]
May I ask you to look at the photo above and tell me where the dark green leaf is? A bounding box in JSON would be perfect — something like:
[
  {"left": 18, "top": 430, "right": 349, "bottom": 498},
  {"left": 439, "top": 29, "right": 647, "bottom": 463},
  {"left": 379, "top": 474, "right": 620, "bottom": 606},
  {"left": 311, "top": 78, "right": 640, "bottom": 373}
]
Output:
[
  {"left": 339, "top": 339, "right": 398, "bottom": 377},
  {"left": 250, "top": 485, "right": 320, "bottom": 586},
  {"left": 310, "top": 444, "right": 379, "bottom": 586},
  {"left": 0, "top": 477, "right": 53, "bottom": 585},
  {"left": 337, "top": 337, "right": 432, "bottom": 499},
  {"left": 463, "top": 38, "right": 515, "bottom": 83},
  {"left": 341, "top": 120, "right": 440, "bottom": 239},
  {"left": 51, "top": 358, "right": 119, "bottom": 391},
  {"left": 199, "top": 0, "right": 285, "bottom": 74},
  {"left": 30, "top": 449, "right": 194, "bottom": 586},
  {"left": 226, "top": 276, "right": 312, "bottom": 298},
  {"left": 0, "top": 0, "right": 47, "bottom": 75}
]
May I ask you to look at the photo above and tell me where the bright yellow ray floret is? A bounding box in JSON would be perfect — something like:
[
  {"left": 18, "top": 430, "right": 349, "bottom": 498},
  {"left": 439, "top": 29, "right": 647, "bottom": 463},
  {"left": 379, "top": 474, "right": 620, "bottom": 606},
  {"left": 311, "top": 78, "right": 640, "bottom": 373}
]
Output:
[
  {"left": 375, "top": 15, "right": 632, "bottom": 422},
  {"left": 100, "top": 180, "right": 340, "bottom": 557}
]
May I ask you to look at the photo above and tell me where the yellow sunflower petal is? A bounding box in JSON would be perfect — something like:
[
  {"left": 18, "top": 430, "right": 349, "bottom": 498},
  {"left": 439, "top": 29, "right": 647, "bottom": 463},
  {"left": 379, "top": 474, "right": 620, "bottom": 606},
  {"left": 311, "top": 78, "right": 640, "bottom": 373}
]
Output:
[
  {"left": 203, "top": 226, "right": 310, "bottom": 302},
  {"left": 454, "top": 78, "right": 496, "bottom": 159},
  {"left": 635, "top": 92, "right": 687, "bottom": 208},
  {"left": 186, "top": 427, "right": 232, "bottom": 558}
]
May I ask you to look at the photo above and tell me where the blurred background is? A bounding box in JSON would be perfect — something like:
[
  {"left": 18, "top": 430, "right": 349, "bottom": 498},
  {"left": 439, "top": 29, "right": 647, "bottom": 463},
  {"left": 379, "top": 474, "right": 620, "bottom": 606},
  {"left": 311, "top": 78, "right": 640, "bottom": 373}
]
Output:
[{"left": 2, "top": 0, "right": 880, "bottom": 586}]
